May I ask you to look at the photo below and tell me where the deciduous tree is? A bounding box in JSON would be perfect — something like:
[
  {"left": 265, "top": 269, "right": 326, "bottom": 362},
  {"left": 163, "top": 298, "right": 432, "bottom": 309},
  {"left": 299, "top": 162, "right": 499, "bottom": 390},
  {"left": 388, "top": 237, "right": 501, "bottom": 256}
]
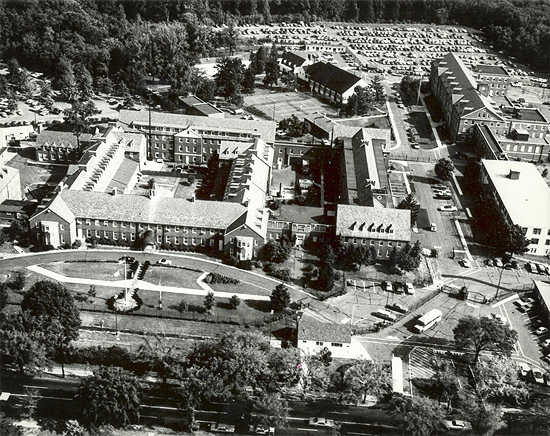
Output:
[
  {"left": 76, "top": 366, "right": 141, "bottom": 428},
  {"left": 270, "top": 284, "right": 290, "bottom": 312},
  {"left": 390, "top": 395, "right": 445, "bottom": 436},
  {"left": 204, "top": 291, "right": 215, "bottom": 314},
  {"left": 453, "top": 316, "right": 518, "bottom": 365},
  {"left": 434, "top": 158, "right": 455, "bottom": 181},
  {"left": 343, "top": 360, "right": 392, "bottom": 404}
]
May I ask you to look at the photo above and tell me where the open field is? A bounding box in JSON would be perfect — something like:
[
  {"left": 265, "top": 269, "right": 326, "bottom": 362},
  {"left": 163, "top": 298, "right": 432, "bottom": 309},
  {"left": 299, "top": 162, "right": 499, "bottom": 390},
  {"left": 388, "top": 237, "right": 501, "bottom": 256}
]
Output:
[
  {"left": 146, "top": 265, "right": 203, "bottom": 289},
  {"left": 40, "top": 261, "right": 124, "bottom": 281}
]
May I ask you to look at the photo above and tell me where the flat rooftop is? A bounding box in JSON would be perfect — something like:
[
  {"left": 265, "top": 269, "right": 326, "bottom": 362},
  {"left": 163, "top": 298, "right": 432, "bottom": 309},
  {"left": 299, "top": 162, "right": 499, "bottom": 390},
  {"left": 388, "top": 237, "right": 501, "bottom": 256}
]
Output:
[
  {"left": 513, "top": 108, "right": 548, "bottom": 123},
  {"left": 269, "top": 204, "right": 330, "bottom": 225},
  {"left": 482, "top": 159, "right": 550, "bottom": 228},
  {"left": 472, "top": 64, "right": 510, "bottom": 76}
]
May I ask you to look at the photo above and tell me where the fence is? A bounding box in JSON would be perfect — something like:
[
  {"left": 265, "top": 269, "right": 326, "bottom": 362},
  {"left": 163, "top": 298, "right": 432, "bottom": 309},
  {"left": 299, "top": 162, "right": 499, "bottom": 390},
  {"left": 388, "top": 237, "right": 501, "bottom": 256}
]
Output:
[
  {"left": 141, "top": 170, "right": 181, "bottom": 178},
  {"left": 388, "top": 153, "right": 433, "bottom": 163}
]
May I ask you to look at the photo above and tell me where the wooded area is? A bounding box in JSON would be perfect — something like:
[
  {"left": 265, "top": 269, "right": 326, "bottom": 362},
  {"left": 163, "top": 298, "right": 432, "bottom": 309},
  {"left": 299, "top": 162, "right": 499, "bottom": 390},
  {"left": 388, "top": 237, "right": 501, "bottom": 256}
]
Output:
[{"left": 0, "top": 0, "right": 548, "bottom": 101}]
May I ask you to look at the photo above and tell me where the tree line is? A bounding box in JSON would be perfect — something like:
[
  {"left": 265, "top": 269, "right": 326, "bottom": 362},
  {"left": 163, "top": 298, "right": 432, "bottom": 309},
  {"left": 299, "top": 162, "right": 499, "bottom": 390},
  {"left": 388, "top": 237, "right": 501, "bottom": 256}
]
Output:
[{"left": 0, "top": 0, "right": 547, "bottom": 107}]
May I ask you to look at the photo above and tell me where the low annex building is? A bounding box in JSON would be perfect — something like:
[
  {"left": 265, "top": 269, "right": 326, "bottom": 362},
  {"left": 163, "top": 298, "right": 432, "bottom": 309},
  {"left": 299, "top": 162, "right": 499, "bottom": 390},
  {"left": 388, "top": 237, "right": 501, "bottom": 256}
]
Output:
[
  {"left": 35, "top": 130, "right": 93, "bottom": 164},
  {"left": 336, "top": 204, "right": 412, "bottom": 260},
  {"left": 304, "top": 62, "right": 368, "bottom": 105},
  {"left": 480, "top": 159, "right": 550, "bottom": 256}
]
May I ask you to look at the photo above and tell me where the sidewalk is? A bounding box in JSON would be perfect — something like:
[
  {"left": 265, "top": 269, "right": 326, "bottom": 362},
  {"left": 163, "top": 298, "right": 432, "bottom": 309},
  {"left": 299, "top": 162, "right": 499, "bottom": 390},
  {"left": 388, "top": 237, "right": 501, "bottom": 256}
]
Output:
[{"left": 27, "top": 265, "right": 271, "bottom": 302}]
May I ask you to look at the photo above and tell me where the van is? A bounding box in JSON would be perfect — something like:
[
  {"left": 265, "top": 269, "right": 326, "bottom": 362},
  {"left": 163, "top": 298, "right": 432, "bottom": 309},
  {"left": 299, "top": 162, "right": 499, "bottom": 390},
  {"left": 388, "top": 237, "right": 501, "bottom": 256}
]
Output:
[
  {"left": 430, "top": 223, "right": 437, "bottom": 232},
  {"left": 231, "top": 108, "right": 244, "bottom": 115},
  {"left": 376, "top": 309, "right": 397, "bottom": 322}
]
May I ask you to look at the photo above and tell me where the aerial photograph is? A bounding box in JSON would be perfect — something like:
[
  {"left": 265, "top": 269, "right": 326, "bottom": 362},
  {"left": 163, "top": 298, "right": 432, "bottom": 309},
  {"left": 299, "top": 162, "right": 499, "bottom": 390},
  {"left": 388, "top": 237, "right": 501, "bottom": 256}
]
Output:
[{"left": 0, "top": 0, "right": 549, "bottom": 435}]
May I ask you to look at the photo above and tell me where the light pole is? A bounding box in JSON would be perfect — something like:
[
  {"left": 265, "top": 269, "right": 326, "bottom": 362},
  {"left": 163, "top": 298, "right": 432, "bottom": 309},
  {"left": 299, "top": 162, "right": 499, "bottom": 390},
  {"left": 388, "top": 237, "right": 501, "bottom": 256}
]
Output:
[{"left": 494, "top": 264, "right": 506, "bottom": 301}]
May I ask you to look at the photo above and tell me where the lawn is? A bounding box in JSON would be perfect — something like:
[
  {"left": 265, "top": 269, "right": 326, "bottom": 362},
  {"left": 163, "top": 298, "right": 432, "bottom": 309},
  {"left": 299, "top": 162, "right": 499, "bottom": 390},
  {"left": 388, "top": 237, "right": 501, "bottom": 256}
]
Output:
[
  {"left": 145, "top": 265, "right": 203, "bottom": 289},
  {"left": 40, "top": 261, "right": 124, "bottom": 281}
]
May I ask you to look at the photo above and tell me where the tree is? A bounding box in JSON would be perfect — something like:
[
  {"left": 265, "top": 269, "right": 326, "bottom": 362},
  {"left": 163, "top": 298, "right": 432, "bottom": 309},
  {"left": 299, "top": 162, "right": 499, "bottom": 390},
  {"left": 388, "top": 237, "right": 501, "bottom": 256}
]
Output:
[
  {"left": 429, "top": 357, "right": 461, "bottom": 409},
  {"left": 390, "top": 395, "right": 445, "bottom": 436},
  {"left": 229, "top": 295, "right": 241, "bottom": 309},
  {"left": 343, "top": 360, "right": 392, "bottom": 404},
  {"left": 500, "top": 223, "right": 530, "bottom": 256},
  {"left": 278, "top": 115, "right": 310, "bottom": 137},
  {"left": 397, "top": 194, "right": 420, "bottom": 225},
  {"left": 434, "top": 158, "right": 455, "bottom": 181},
  {"left": 317, "top": 261, "right": 335, "bottom": 291},
  {"left": 453, "top": 316, "right": 518, "bottom": 365},
  {"left": 263, "top": 44, "right": 279, "bottom": 88},
  {"left": 215, "top": 57, "right": 245, "bottom": 103},
  {"left": 20, "top": 387, "right": 40, "bottom": 419},
  {"left": 138, "top": 333, "right": 184, "bottom": 384},
  {"left": 242, "top": 66, "right": 256, "bottom": 93},
  {"left": 263, "top": 239, "right": 291, "bottom": 263},
  {"left": 74, "top": 63, "right": 94, "bottom": 100},
  {"left": 88, "top": 285, "right": 97, "bottom": 299},
  {"left": 22, "top": 280, "right": 81, "bottom": 343},
  {"left": 0, "top": 283, "right": 8, "bottom": 310},
  {"left": 464, "top": 402, "right": 506, "bottom": 436},
  {"left": 0, "top": 416, "right": 23, "bottom": 436},
  {"left": 396, "top": 241, "right": 422, "bottom": 272},
  {"left": 9, "top": 269, "right": 26, "bottom": 290},
  {"left": 63, "top": 99, "right": 100, "bottom": 155},
  {"left": 76, "top": 366, "right": 141, "bottom": 428},
  {"left": 400, "top": 75, "right": 420, "bottom": 101},
  {"left": 473, "top": 357, "right": 528, "bottom": 405},
  {"left": 204, "top": 291, "right": 215, "bottom": 314},
  {"left": 270, "top": 284, "right": 290, "bottom": 312},
  {"left": 372, "top": 75, "right": 385, "bottom": 103},
  {"left": 346, "top": 86, "right": 375, "bottom": 116},
  {"left": 250, "top": 392, "right": 289, "bottom": 427},
  {"left": 252, "top": 46, "right": 268, "bottom": 74},
  {"left": 281, "top": 71, "right": 297, "bottom": 91},
  {"left": 463, "top": 159, "right": 482, "bottom": 194}
]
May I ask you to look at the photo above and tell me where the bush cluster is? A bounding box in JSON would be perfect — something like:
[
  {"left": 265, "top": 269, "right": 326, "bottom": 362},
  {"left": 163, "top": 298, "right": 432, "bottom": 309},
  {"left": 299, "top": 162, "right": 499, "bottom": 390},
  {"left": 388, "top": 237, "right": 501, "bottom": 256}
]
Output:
[{"left": 204, "top": 272, "right": 240, "bottom": 285}]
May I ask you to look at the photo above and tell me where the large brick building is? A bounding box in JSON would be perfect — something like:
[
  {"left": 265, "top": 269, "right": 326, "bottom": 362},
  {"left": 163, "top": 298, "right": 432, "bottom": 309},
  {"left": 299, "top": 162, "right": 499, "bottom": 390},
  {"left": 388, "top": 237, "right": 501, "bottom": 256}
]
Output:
[{"left": 119, "top": 110, "right": 276, "bottom": 164}]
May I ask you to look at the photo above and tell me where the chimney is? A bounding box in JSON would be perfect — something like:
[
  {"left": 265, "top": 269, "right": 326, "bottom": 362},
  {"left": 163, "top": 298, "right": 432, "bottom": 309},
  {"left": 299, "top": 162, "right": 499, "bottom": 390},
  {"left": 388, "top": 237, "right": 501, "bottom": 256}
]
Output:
[
  {"left": 508, "top": 170, "right": 520, "bottom": 180},
  {"left": 112, "top": 187, "right": 117, "bottom": 196},
  {"left": 191, "top": 193, "right": 196, "bottom": 203}
]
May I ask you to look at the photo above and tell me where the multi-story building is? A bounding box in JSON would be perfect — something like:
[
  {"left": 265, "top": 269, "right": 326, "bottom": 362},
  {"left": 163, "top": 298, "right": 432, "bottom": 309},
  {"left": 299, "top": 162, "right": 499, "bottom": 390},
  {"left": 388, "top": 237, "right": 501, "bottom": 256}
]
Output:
[
  {"left": 480, "top": 159, "right": 550, "bottom": 256},
  {"left": 534, "top": 281, "right": 550, "bottom": 323},
  {"left": 0, "top": 165, "right": 22, "bottom": 203},
  {"left": 303, "top": 62, "right": 368, "bottom": 105},
  {"left": 119, "top": 110, "right": 276, "bottom": 165},
  {"left": 338, "top": 127, "right": 392, "bottom": 208},
  {"left": 267, "top": 204, "right": 334, "bottom": 247},
  {"left": 0, "top": 123, "right": 35, "bottom": 148},
  {"left": 35, "top": 131, "right": 93, "bottom": 164},
  {"left": 430, "top": 53, "right": 549, "bottom": 146},
  {"left": 470, "top": 64, "right": 512, "bottom": 97},
  {"left": 336, "top": 204, "right": 411, "bottom": 260},
  {"left": 278, "top": 51, "right": 312, "bottom": 81},
  {"left": 0, "top": 199, "right": 37, "bottom": 227},
  {"left": 297, "top": 315, "right": 354, "bottom": 359},
  {"left": 178, "top": 95, "right": 224, "bottom": 118},
  {"left": 474, "top": 124, "right": 549, "bottom": 162}
]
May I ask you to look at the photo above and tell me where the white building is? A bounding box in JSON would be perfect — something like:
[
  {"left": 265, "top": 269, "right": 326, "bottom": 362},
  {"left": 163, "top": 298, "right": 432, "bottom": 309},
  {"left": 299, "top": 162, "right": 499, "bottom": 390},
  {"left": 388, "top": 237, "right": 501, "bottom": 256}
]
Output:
[
  {"left": 480, "top": 159, "right": 550, "bottom": 256},
  {"left": 0, "top": 124, "right": 34, "bottom": 148}
]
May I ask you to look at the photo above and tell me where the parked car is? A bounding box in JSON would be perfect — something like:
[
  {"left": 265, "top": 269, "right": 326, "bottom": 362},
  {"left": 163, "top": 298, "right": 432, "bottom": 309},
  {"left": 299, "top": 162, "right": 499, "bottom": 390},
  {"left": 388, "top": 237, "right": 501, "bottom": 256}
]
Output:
[
  {"left": 536, "top": 263, "right": 547, "bottom": 275},
  {"left": 210, "top": 424, "right": 236, "bottom": 433},
  {"left": 384, "top": 281, "right": 393, "bottom": 292},
  {"left": 254, "top": 426, "right": 274, "bottom": 435},
  {"left": 485, "top": 259, "right": 494, "bottom": 267},
  {"left": 389, "top": 303, "right": 409, "bottom": 314},
  {"left": 541, "top": 339, "right": 550, "bottom": 348},
  {"left": 430, "top": 223, "right": 437, "bottom": 232},
  {"left": 518, "top": 362, "right": 531, "bottom": 378},
  {"left": 444, "top": 420, "right": 471, "bottom": 431},
  {"left": 459, "top": 259, "right": 471, "bottom": 268},
  {"left": 532, "top": 369, "right": 545, "bottom": 384},
  {"left": 535, "top": 327, "right": 548, "bottom": 335},
  {"left": 405, "top": 283, "right": 415, "bottom": 295},
  {"left": 494, "top": 258, "right": 503, "bottom": 267},
  {"left": 527, "top": 262, "right": 537, "bottom": 273},
  {"left": 439, "top": 205, "right": 458, "bottom": 212},
  {"left": 309, "top": 418, "right": 335, "bottom": 428},
  {"left": 156, "top": 259, "right": 172, "bottom": 266},
  {"left": 435, "top": 193, "right": 452, "bottom": 200},
  {"left": 394, "top": 283, "right": 404, "bottom": 294},
  {"left": 118, "top": 256, "right": 135, "bottom": 264}
]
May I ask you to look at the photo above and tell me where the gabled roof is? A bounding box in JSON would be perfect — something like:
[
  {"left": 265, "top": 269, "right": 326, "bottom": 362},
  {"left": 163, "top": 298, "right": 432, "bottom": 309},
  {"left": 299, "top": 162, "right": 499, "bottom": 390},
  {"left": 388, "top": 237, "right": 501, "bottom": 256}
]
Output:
[
  {"left": 36, "top": 190, "right": 248, "bottom": 229},
  {"left": 281, "top": 51, "right": 308, "bottom": 68},
  {"left": 305, "top": 62, "right": 363, "bottom": 95},
  {"left": 36, "top": 130, "right": 93, "bottom": 149},
  {"left": 336, "top": 204, "right": 411, "bottom": 241},
  {"left": 298, "top": 316, "right": 351, "bottom": 343}
]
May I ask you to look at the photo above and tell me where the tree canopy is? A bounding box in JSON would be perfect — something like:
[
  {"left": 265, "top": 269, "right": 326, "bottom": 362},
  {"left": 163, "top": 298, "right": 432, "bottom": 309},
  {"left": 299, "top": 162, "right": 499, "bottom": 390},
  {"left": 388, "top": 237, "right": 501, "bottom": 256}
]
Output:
[
  {"left": 76, "top": 366, "right": 141, "bottom": 428},
  {"left": 270, "top": 284, "right": 291, "bottom": 312},
  {"left": 453, "top": 315, "right": 518, "bottom": 364},
  {"left": 397, "top": 194, "right": 420, "bottom": 225},
  {"left": 434, "top": 158, "right": 455, "bottom": 181}
]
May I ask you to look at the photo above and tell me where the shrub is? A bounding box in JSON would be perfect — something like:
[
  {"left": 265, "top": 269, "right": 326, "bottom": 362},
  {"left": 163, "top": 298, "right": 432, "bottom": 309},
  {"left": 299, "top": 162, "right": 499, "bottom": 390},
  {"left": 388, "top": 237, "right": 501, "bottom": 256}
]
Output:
[
  {"left": 268, "top": 268, "right": 292, "bottom": 282},
  {"left": 9, "top": 270, "right": 26, "bottom": 290},
  {"left": 222, "top": 254, "right": 238, "bottom": 266},
  {"left": 229, "top": 295, "right": 241, "bottom": 309},
  {"left": 237, "top": 259, "right": 253, "bottom": 270},
  {"left": 204, "top": 272, "right": 240, "bottom": 285}
]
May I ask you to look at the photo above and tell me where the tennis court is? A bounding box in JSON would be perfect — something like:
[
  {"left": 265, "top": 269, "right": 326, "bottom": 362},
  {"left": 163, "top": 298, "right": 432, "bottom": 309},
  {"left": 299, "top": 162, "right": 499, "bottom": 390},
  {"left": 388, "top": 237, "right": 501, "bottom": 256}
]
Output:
[{"left": 244, "top": 90, "right": 337, "bottom": 122}]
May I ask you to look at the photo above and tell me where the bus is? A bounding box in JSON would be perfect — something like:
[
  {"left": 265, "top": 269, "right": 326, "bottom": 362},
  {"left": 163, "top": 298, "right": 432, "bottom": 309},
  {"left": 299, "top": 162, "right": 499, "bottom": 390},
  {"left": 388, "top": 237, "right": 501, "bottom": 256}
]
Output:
[
  {"left": 376, "top": 309, "right": 397, "bottom": 322},
  {"left": 413, "top": 309, "right": 442, "bottom": 333}
]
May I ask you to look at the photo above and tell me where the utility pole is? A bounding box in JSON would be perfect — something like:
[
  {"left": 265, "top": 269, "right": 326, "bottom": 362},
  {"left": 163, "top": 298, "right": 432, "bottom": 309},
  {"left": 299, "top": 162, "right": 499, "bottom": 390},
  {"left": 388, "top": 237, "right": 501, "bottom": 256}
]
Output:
[
  {"left": 148, "top": 93, "right": 152, "bottom": 160},
  {"left": 494, "top": 265, "right": 505, "bottom": 301}
]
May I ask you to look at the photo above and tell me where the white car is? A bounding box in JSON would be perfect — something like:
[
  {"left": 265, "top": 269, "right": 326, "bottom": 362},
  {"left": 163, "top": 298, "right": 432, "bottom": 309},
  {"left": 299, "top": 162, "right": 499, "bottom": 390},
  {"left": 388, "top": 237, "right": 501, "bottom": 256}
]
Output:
[
  {"left": 254, "top": 426, "right": 275, "bottom": 435},
  {"left": 439, "top": 205, "right": 458, "bottom": 212},
  {"left": 518, "top": 362, "right": 531, "bottom": 378},
  {"left": 532, "top": 369, "right": 545, "bottom": 384},
  {"left": 444, "top": 420, "right": 471, "bottom": 431},
  {"left": 405, "top": 283, "right": 415, "bottom": 295},
  {"left": 541, "top": 339, "right": 550, "bottom": 348},
  {"left": 156, "top": 259, "right": 172, "bottom": 266},
  {"left": 309, "top": 418, "right": 335, "bottom": 428},
  {"left": 535, "top": 327, "right": 548, "bottom": 335}
]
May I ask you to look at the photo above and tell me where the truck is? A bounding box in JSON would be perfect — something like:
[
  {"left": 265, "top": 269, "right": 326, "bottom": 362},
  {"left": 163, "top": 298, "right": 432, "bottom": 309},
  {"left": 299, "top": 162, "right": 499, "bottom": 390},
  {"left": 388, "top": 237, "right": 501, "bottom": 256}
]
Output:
[{"left": 413, "top": 309, "right": 442, "bottom": 333}]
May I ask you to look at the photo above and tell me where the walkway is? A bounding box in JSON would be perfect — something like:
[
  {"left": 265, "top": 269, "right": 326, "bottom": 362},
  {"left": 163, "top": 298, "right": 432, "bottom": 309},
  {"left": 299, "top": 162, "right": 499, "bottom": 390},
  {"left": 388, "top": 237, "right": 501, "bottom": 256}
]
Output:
[{"left": 26, "top": 265, "right": 271, "bottom": 302}]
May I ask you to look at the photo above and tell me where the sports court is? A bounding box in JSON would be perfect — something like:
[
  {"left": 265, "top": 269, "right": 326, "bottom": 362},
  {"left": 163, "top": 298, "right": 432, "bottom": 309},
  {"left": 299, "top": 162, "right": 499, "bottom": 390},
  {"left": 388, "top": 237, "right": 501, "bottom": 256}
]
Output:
[{"left": 244, "top": 91, "right": 337, "bottom": 122}]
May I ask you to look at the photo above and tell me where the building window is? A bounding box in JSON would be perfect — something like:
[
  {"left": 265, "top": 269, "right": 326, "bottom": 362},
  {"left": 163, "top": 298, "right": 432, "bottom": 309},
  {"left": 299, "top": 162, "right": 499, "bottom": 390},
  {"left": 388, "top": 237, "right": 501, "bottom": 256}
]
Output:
[
  {"left": 192, "top": 228, "right": 197, "bottom": 234},
  {"left": 166, "top": 236, "right": 171, "bottom": 243},
  {"left": 531, "top": 239, "right": 539, "bottom": 244},
  {"left": 86, "top": 219, "right": 91, "bottom": 225},
  {"left": 201, "top": 239, "right": 206, "bottom": 246},
  {"left": 379, "top": 241, "right": 384, "bottom": 246},
  {"left": 353, "top": 238, "right": 357, "bottom": 244},
  {"left": 60, "top": 224, "right": 64, "bottom": 231},
  {"left": 121, "top": 233, "right": 126, "bottom": 241},
  {"left": 157, "top": 225, "right": 162, "bottom": 230},
  {"left": 210, "top": 228, "right": 215, "bottom": 235},
  {"left": 157, "top": 235, "right": 162, "bottom": 243},
  {"left": 183, "top": 237, "right": 188, "bottom": 245},
  {"left": 113, "top": 232, "right": 118, "bottom": 240},
  {"left": 209, "top": 239, "right": 214, "bottom": 247},
  {"left": 533, "top": 228, "right": 541, "bottom": 235},
  {"left": 315, "top": 341, "right": 323, "bottom": 346},
  {"left": 545, "top": 240, "right": 550, "bottom": 246},
  {"left": 175, "top": 226, "right": 179, "bottom": 232},
  {"left": 95, "top": 230, "right": 100, "bottom": 238},
  {"left": 131, "top": 234, "right": 136, "bottom": 242},
  {"left": 60, "top": 235, "right": 65, "bottom": 244},
  {"left": 331, "top": 343, "right": 343, "bottom": 347},
  {"left": 192, "top": 238, "right": 196, "bottom": 245}
]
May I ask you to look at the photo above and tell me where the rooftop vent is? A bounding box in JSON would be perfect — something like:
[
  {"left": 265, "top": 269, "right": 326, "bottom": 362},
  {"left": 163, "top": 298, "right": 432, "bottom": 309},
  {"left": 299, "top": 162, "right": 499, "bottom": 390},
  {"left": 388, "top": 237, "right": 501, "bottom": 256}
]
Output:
[{"left": 508, "top": 170, "right": 520, "bottom": 180}]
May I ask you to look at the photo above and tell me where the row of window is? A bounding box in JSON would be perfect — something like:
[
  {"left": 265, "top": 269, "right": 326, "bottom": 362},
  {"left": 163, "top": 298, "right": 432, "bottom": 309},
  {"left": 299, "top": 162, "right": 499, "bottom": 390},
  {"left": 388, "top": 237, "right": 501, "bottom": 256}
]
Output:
[
  {"left": 77, "top": 219, "right": 223, "bottom": 235},
  {"left": 345, "top": 237, "right": 402, "bottom": 248},
  {"left": 268, "top": 221, "right": 331, "bottom": 232},
  {"left": 530, "top": 239, "right": 550, "bottom": 246}
]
